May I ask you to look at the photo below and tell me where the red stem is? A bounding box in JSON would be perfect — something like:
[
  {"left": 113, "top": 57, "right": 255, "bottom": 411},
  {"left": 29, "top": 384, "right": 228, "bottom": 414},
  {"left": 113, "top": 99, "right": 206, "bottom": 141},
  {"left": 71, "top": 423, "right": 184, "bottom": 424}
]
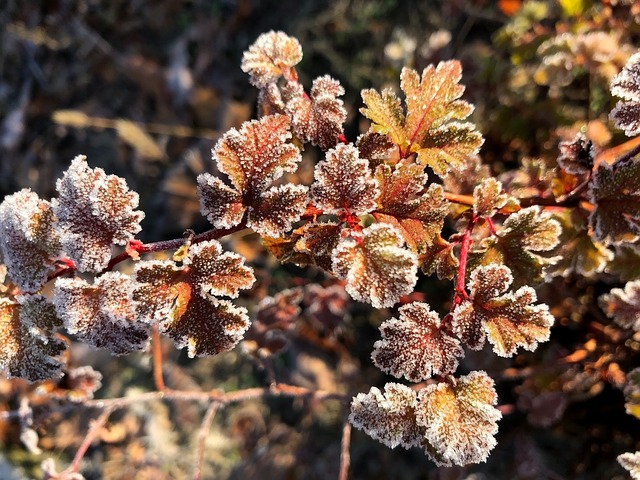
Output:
[{"left": 454, "top": 216, "right": 476, "bottom": 304}]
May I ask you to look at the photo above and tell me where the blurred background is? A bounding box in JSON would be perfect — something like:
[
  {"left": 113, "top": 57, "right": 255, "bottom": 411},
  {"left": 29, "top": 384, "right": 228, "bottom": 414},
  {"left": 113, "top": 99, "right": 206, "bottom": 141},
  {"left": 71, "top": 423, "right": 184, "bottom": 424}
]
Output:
[{"left": 2, "top": 0, "right": 640, "bottom": 478}]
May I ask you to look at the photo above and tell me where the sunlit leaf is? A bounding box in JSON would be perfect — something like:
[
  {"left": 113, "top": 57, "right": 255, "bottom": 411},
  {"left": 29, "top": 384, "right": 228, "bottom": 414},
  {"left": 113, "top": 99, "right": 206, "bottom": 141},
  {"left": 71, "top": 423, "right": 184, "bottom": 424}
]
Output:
[
  {"left": 349, "top": 383, "right": 422, "bottom": 449},
  {"left": 420, "top": 234, "right": 459, "bottom": 280},
  {"left": 415, "top": 371, "right": 501, "bottom": 467},
  {"left": 372, "top": 302, "right": 463, "bottom": 381},
  {"left": 0, "top": 189, "right": 61, "bottom": 292},
  {"left": 332, "top": 223, "right": 418, "bottom": 308},
  {"left": 241, "top": 31, "right": 303, "bottom": 88},
  {"left": 52, "top": 155, "right": 144, "bottom": 272},
  {"left": 356, "top": 132, "right": 396, "bottom": 169},
  {"left": 311, "top": 143, "right": 379, "bottom": 215},
  {"left": 198, "top": 115, "right": 307, "bottom": 236},
  {"left": 473, "top": 178, "right": 516, "bottom": 218},
  {"left": 132, "top": 240, "right": 255, "bottom": 357},
  {"left": 557, "top": 132, "right": 594, "bottom": 175},
  {"left": 623, "top": 367, "right": 640, "bottom": 420},
  {"left": 283, "top": 75, "right": 347, "bottom": 149},
  {"left": 54, "top": 273, "right": 149, "bottom": 355},
  {"left": 0, "top": 295, "right": 66, "bottom": 382},
  {"left": 599, "top": 280, "right": 640, "bottom": 331},
  {"left": 361, "top": 63, "right": 483, "bottom": 176},
  {"left": 474, "top": 206, "right": 561, "bottom": 286},
  {"left": 452, "top": 264, "right": 554, "bottom": 356},
  {"left": 588, "top": 155, "right": 640, "bottom": 244},
  {"left": 294, "top": 221, "right": 344, "bottom": 271},
  {"left": 374, "top": 161, "right": 448, "bottom": 251}
]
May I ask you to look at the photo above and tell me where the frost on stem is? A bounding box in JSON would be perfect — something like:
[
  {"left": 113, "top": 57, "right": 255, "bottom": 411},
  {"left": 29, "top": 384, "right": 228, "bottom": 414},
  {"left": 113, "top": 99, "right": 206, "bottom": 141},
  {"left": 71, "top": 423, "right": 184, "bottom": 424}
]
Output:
[
  {"left": 311, "top": 143, "right": 379, "bottom": 215},
  {"left": 372, "top": 302, "right": 463, "bottom": 382},
  {"left": 332, "top": 223, "right": 418, "bottom": 308},
  {"left": 198, "top": 114, "right": 308, "bottom": 237},
  {"left": 0, "top": 189, "right": 61, "bottom": 292},
  {"left": 0, "top": 295, "right": 66, "bottom": 382},
  {"left": 132, "top": 240, "right": 255, "bottom": 357},
  {"left": 283, "top": 75, "right": 347, "bottom": 150},
  {"left": 54, "top": 272, "right": 149, "bottom": 355},
  {"left": 599, "top": 280, "right": 640, "bottom": 331},
  {"left": 52, "top": 155, "right": 144, "bottom": 272},
  {"left": 452, "top": 264, "right": 554, "bottom": 356},
  {"left": 360, "top": 62, "right": 483, "bottom": 176},
  {"left": 610, "top": 52, "right": 640, "bottom": 137},
  {"left": 241, "top": 31, "right": 303, "bottom": 88}
]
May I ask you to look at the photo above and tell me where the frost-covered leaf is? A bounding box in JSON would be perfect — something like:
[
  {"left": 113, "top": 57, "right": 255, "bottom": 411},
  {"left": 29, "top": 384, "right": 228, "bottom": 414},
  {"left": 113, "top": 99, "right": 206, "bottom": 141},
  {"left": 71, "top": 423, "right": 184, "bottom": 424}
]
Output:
[
  {"left": 132, "top": 240, "right": 255, "bottom": 357},
  {"left": 610, "top": 52, "right": 640, "bottom": 136},
  {"left": 415, "top": 371, "right": 501, "bottom": 467},
  {"left": 349, "top": 383, "right": 422, "bottom": 449},
  {"left": 546, "top": 210, "right": 613, "bottom": 278},
  {"left": 284, "top": 76, "right": 347, "bottom": 149},
  {"left": 198, "top": 115, "right": 307, "bottom": 236},
  {"left": 588, "top": 156, "right": 640, "bottom": 244},
  {"left": 360, "top": 63, "right": 483, "bottom": 176},
  {"left": 332, "top": 223, "right": 418, "bottom": 308},
  {"left": 599, "top": 280, "right": 640, "bottom": 331},
  {"left": 420, "top": 234, "right": 459, "bottom": 280},
  {"left": 451, "top": 264, "right": 554, "bottom": 356},
  {"left": 0, "top": 189, "right": 61, "bottom": 292},
  {"left": 294, "top": 222, "right": 343, "bottom": 271},
  {"left": 0, "top": 295, "right": 66, "bottom": 382},
  {"left": 54, "top": 272, "right": 149, "bottom": 355},
  {"left": 473, "top": 178, "right": 516, "bottom": 218},
  {"left": 311, "top": 143, "right": 379, "bottom": 215},
  {"left": 356, "top": 132, "right": 396, "bottom": 169},
  {"left": 557, "top": 132, "right": 594, "bottom": 175},
  {"left": 372, "top": 302, "right": 463, "bottom": 381},
  {"left": 619, "top": 451, "right": 640, "bottom": 480},
  {"left": 53, "top": 156, "right": 144, "bottom": 272},
  {"left": 374, "top": 161, "right": 448, "bottom": 251},
  {"left": 624, "top": 367, "right": 640, "bottom": 420},
  {"left": 241, "top": 31, "right": 302, "bottom": 88},
  {"left": 474, "top": 206, "right": 561, "bottom": 286}
]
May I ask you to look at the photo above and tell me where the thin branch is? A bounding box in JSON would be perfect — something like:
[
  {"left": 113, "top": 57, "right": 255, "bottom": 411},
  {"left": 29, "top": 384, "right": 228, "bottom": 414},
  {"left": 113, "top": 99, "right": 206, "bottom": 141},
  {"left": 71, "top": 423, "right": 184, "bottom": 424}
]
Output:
[
  {"left": 192, "top": 401, "right": 220, "bottom": 480},
  {"left": 64, "top": 405, "right": 115, "bottom": 474},
  {"left": 338, "top": 418, "right": 352, "bottom": 480},
  {"left": 151, "top": 326, "right": 166, "bottom": 392}
]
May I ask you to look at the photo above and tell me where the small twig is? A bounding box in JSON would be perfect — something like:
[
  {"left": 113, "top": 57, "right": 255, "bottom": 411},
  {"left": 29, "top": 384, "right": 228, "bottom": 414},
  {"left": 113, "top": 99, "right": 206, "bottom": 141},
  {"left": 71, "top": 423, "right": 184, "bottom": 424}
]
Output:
[
  {"left": 64, "top": 405, "right": 114, "bottom": 475},
  {"left": 338, "top": 418, "right": 352, "bottom": 480},
  {"left": 192, "top": 401, "right": 220, "bottom": 480},
  {"left": 151, "top": 326, "right": 166, "bottom": 392}
]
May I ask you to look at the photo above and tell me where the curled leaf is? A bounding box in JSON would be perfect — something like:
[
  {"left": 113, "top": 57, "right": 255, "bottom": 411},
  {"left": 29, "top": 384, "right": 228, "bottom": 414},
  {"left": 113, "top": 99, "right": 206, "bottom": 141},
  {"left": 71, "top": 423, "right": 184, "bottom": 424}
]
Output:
[
  {"left": 372, "top": 302, "right": 463, "bottom": 381},
  {"left": 332, "top": 223, "right": 418, "bottom": 308},
  {"left": 53, "top": 155, "right": 144, "bottom": 272},
  {"left": 557, "top": 132, "right": 594, "bottom": 175},
  {"left": 284, "top": 76, "right": 347, "bottom": 149},
  {"left": 0, "top": 189, "right": 61, "bottom": 292},
  {"left": 452, "top": 264, "right": 554, "bottom": 356},
  {"left": 416, "top": 371, "right": 501, "bottom": 466},
  {"left": 241, "top": 31, "right": 302, "bottom": 88},
  {"left": 349, "top": 383, "right": 422, "bottom": 449}
]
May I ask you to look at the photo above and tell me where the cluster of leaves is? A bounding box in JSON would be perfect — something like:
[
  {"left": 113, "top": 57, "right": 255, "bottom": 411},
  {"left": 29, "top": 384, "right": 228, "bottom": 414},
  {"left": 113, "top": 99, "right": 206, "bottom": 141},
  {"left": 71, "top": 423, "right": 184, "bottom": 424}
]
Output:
[{"left": 2, "top": 28, "right": 640, "bottom": 472}]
